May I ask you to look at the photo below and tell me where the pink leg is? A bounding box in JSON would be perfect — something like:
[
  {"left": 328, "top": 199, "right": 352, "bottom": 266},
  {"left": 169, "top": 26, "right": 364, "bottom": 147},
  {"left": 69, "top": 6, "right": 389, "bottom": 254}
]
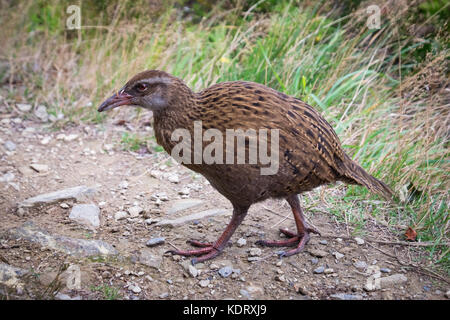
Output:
[
  {"left": 256, "top": 195, "right": 320, "bottom": 257},
  {"left": 166, "top": 205, "right": 248, "bottom": 264}
]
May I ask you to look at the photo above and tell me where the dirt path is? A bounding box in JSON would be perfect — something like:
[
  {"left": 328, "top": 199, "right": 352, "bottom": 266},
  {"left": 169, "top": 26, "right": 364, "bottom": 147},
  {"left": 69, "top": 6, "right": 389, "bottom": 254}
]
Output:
[{"left": 0, "top": 112, "right": 448, "bottom": 300}]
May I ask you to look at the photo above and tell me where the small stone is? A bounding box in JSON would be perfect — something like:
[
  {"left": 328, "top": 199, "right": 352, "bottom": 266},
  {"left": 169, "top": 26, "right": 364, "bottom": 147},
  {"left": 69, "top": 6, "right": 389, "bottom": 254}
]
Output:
[
  {"left": 16, "top": 103, "right": 32, "bottom": 112},
  {"left": 293, "top": 283, "right": 310, "bottom": 295},
  {"left": 247, "top": 257, "right": 260, "bottom": 262},
  {"left": 69, "top": 204, "right": 100, "bottom": 230},
  {"left": 332, "top": 251, "right": 344, "bottom": 259},
  {"left": 4, "top": 140, "right": 16, "bottom": 151},
  {"left": 310, "top": 258, "right": 319, "bottom": 265},
  {"left": 354, "top": 237, "right": 365, "bottom": 245},
  {"left": 60, "top": 203, "right": 69, "bottom": 209},
  {"left": 245, "top": 285, "right": 264, "bottom": 298},
  {"left": 159, "top": 292, "right": 169, "bottom": 299},
  {"left": 319, "top": 240, "right": 328, "bottom": 245},
  {"left": 218, "top": 266, "right": 233, "bottom": 278},
  {"left": 324, "top": 268, "right": 334, "bottom": 274},
  {"left": 379, "top": 274, "right": 408, "bottom": 289},
  {"left": 380, "top": 268, "right": 391, "bottom": 273},
  {"left": 237, "top": 238, "right": 247, "bottom": 247},
  {"left": 199, "top": 279, "right": 210, "bottom": 287},
  {"left": 129, "top": 284, "right": 141, "bottom": 294},
  {"left": 181, "top": 261, "right": 198, "bottom": 278},
  {"left": 249, "top": 247, "right": 262, "bottom": 256},
  {"left": 308, "top": 248, "right": 328, "bottom": 258},
  {"left": 275, "top": 275, "right": 285, "bottom": 282},
  {"left": 63, "top": 134, "right": 79, "bottom": 142},
  {"left": 146, "top": 237, "right": 165, "bottom": 247},
  {"left": 40, "top": 136, "right": 52, "bottom": 145},
  {"left": 128, "top": 206, "right": 143, "bottom": 217},
  {"left": 139, "top": 249, "right": 163, "bottom": 270},
  {"left": 353, "top": 261, "right": 367, "bottom": 271},
  {"left": 313, "top": 266, "right": 325, "bottom": 274},
  {"left": 178, "top": 188, "right": 190, "bottom": 195},
  {"left": 34, "top": 105, "right": 48, "bottom": 122},
  {"left": 330, "top": 293, "right": 363, "bottom": 300},
  {"left": 30, "top": 164, "right": 49, "bottom": 173},
  {"left": 114, "top": 211, "right": 128, "bottom": 221},
  {"left": 445, "top": 290, "right": 450, "bottom": 299},
  {"left": 0, "top": 172, "right": 14, "bottom": 182},
  {"left": 168, "top": 174, "right": 180, "bottom": 183}
]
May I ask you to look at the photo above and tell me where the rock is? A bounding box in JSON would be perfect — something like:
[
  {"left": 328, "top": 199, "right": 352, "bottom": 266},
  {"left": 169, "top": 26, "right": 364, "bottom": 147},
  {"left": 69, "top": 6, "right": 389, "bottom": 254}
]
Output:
[
  {"left": 34, "top": 105, "right": 48, "bottom": 122},
  {"left": 294, "top": 283, "right": 310, "bottom": 295},
  {"left": 5, "top": 221, "right": 117, "bottom": 257},
  {"left": 237, "top": 238, "right": 247, "bottom": 247},
  {"left": 308, "top": 248, "right": 328, "bottom": 258},
  {"left": 275, "top": 275, "right": 285, "bottom": 282},
  {"left": 40, "top": 136, "right": 52, "bottom": 145},
  {"left": 139, "top": 249, "right": 163, "bottom": 270},
  {"left": 313, "top": 266, "right": 325, "bottom": 274},
  {"left": 332, "top": 251, "right": 344, "bottom": 259},
  {"left": 249, "top": 247, "right": 262, "bottom": 256},
  {"left": 129, "top": 284, "right": 142, "bottom": 294},
  {"left": 155, "top": 208, "right": 230, "bottom": 227},
  {"left": 330, "top": 293, "right": 363, "bottom": 300},
  {"left": 354, "top": 237, "right": 365, "bottom": 245},
  {"left": 20, "top": 185, "right": 97, "bottom": 208},
  {"left": 60, "top": 203, "right": 69, "bottom": 209},
  {"left": 166, "top": 199, "right": 204, "bottom": 214},
  {"left": 181, "top": 261, "right": 198, "bottom": 277},
  {"left": 16, "top": 103, "right": 32, "bottom": 112},
  {"left": 199, "top": 279, "right": 210, "bottom": 287},
  {"left": 353, "top": 261, "right": 367, "bottom": 271},
  {"left": 245, "top": 285, "right": 264, "bottom": 298},
  {"left": 168, "top": 174, "right": 180, "bottom": 183},
  {"left": 127, "top": 206, "right": 143, "bottom": 217},
  {"left": 445, "top": 290, "right": 450, "bottom": 299},
  {"left": 159, "top": 292, "right": 169, "bottom": 299},
  {"left": 69, "top": 204, "right": 100, "bottom": 230},
  {"left": 324, "top": 268, "right": 334, "bottom": 274},
  {"left": 0, "top": 263, "right": 28, "bottom": 290},
  {"left": 0, "top": 172, "right": 14, "bottom": 182},
  {"left": 63, "top": 134, "right": 78, "bottom": 142},
  {"left": 379, "top": 274, "right": 408, "bottom": 289},
  {"left": 178, "top": 187, "right": 190, "bottom": 195},
  {"left": 115, "top": 211, "right": 128, "bottom": 221},
  {"left": 4, "top": 140, "right": 16, "bottom": 151},
  {"left": 146, "top": 237, "right": 165, "bottom": 247},
  {"left": 319, "top": 240, "right": 328, "bottom": 245},
  {"left": 218, "top": 266, "right": 233, "bottom": 278},
  {"left": 30, "top": 164, "right": 49, "bottom": 173},
  {"left": 380, "top": 268, "right": 391, "bottom": 273},
  {"left": 240, "top": 289, "right": 252, "bottom": 299},
  {"left": 310, "top": 258, "right": 319, "bottom": 265}
]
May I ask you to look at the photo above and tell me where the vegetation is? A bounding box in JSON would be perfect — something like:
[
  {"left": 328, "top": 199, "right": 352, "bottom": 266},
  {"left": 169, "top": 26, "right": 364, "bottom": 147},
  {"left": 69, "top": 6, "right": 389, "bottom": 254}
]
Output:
[{"left": 0, "top": 0, "right": 448, "bottom": 270}]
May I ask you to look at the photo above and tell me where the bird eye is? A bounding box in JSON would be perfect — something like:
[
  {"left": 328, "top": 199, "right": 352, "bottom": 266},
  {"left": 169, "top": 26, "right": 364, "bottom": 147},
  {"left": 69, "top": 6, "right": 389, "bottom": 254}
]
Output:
[{"left": 135, "top": 83, "right": 148, "bottom": 92}]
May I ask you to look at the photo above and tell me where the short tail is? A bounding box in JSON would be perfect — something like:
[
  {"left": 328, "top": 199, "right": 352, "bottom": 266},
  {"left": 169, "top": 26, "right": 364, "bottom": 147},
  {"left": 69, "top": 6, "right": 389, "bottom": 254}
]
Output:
[{"left": 340, "top": 154, "right": 393, "bottom": 201}]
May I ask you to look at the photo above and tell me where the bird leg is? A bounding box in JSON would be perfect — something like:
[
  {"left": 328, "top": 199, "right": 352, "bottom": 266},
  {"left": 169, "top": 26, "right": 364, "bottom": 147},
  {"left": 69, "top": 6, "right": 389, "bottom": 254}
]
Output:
[
  {"left": 166, "top": 205, "right": 248, "bottom": 265},
  {"left": 256, "top": 194, "right": 320, "bottom": 257}
]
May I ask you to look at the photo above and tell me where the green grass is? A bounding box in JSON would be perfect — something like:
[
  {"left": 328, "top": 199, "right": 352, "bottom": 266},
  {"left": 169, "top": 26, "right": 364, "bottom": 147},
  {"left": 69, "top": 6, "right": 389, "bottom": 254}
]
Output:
[
  {"left": 91, "top": 284, "right": 122, "bottom": 300},
  {"left": 1, "top": 0, "right": 448, "bottom": 270}
]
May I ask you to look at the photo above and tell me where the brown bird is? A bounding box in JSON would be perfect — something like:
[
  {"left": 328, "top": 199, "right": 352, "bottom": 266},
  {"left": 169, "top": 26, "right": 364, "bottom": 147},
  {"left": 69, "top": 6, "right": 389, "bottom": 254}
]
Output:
[{"left": 98, "top": 70, "right": 392, "bottom": 264}]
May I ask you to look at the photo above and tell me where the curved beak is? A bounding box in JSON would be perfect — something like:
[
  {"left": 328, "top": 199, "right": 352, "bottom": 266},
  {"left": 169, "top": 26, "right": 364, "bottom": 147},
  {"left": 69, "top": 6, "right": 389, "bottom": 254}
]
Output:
[{"left": 98, "top": 89, "right": 133, "bottom": 112}]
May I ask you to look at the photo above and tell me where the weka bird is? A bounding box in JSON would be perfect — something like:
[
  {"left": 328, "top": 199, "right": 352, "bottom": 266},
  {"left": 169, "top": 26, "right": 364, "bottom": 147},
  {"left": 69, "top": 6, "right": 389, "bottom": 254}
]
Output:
[{"left": 98, "top": 70, "right": 392, "bottom": 264}]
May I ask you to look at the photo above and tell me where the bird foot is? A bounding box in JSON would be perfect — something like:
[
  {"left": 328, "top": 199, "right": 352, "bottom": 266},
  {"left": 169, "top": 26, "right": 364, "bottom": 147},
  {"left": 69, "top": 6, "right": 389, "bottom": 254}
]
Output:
[
  {"left": 256, "top": 227, "right": 320, "bottom": 257},
  {"left": 165, "top": 240, "right": 225, "bottom": 265}
]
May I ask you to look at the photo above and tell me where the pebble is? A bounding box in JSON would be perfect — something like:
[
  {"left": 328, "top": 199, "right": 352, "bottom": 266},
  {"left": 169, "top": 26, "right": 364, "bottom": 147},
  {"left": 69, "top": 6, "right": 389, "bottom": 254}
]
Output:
[
  {"left": 324, "top": 268, "right": 334, "bottom": 274},
  {"left": 114, "top": 211, "right": 128, "bottom": 221},
  {"left": 353, "top": 261, "right": 367, "bottom": 271},
  {"left": 129, "top": 284, "right": 141, "bottom": 294},
  {"left": 69, "top": 204, "right": 100, "bottom": 230},
  {"left": 139, "top": 249, "right": 163, "bottom": 270},
  {"left": 330, "top": 293, "right": 363, "bottom": 300},
  {"left": 445, "top": 290, "right": 450, "bottom": 299},
  {"left": 319, "top": 240, "right": 328, "bottom": 245},
  {"left": 379, "top": 274, "right": 408, "bottom": 289},
  {"left": 249, "top": 247, "right": 262, "bottom": 256},
  {"left": 313, "top": 266, "right": 325, "bottom": 274},
  {"left": 178, "top": 187, "right": 190, "bottom": 195},
  {"left": 60, "top": 203, "right": 69, "bottom": 209},
  {"left": 4, "top": 140, "right": 16, "bottom": 151},
  {"left": 30, "top": 164, "right": 49, "bottom": 173},
  {"left": 40, "top": 136, "right": 52, "bottom": 145},
  {"left": 168, "top": 174, "right": 180, "bottom": 183},
  {"left": 145, "top": 237, "right": 165, "bottom": 247},
  {"left": 199, "top": 279, "right": 210, "bottom": 288},
  {"left": 181, "top": 261, "right": 198, "bottom": 278},
  {"left": 34, "top": 105, "right": 48, "bottom": 122},
  {"left": 237, "top": 238, "right": 247, "bottom": 247},
  {"left": 380, "top": 268, "right": 391, "bottom": 273},
  {"left": 159, "top": 292, "right": 169, "bottom": 299},
  {"left": 127, "top": 206, "right": 143, "bottom": 217},
  {"left": 16, "top": 103, "right": 32, "bottom": 112},
  {"left": 310, "top": 258, "right": 319, "bottom": 265},
  {"left": 354, "top": 237, "right": 365, "bottom": 245},
  {"left": 293, "top": 283, "right": 310, "bottom": 295},
  {"left": 308, "top": 248, "right": 328, "bottom": 258},
  {"left": 218, "top": 266, "right": 233, "bottom": 278},
  {"left": 333, "top": 251, "right": 344, "bottom": 259}
]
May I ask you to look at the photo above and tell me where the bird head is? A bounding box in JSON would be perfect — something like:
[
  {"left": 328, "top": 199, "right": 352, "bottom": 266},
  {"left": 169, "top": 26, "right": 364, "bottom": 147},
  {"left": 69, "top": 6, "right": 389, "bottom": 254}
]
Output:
[{"left": 98, "top": 70, "right": 176, "bottom": 113}]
